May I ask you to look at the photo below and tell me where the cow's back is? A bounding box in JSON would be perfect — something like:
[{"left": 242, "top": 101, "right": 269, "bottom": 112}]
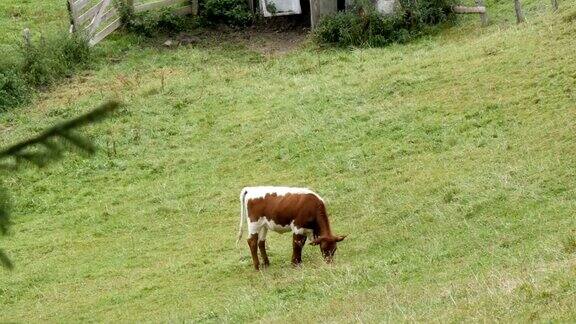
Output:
[{"left": 243, "top": 187, "right": 324, "bottom": 227}]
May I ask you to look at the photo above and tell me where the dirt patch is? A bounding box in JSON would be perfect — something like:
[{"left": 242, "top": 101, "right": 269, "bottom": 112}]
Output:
[
  {"left": 160, "top": 25, "right": 310, "bottom": 57},
  {"left": 234, "top": 28, "right": 309, "bottom": 56},
  {"left": 159, "top": 15, "right": 310, "bottom": 56}
]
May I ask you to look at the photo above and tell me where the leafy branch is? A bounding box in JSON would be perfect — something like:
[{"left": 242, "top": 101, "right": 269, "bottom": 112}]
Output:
[{"left": 0, "top": 101, "right": 120, "bottom": 270}]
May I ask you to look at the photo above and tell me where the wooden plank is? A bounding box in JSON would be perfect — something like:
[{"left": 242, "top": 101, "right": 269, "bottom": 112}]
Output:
[
  {"left": 89, "top": 0, "right": 112, "bottom": 36},
  {"left": 134, "top": 0, "right": 189, "bottom": 12},
  {"left": 73, "top": 0, "right": 93, "bottom": 15},
  {"left": 551, "top": 0, "right": 558, "bottom": 11},
  {"left": 309, "top": 0, "right": 336, "bottom": 29},
  {"left": 77, "top": 1, "right": 105, "bottom": 25},
  {"left": 89, "top": 18, "right": 121, "bottom": 46},
  {"left": 190, "top": 0, "right": 198, "bottom": 15},
  {"left": 68, "top": 0, "right": 77, "bottom": 20},
  {"left": 452, "top": 5, "right": 486, "bottom": 14},
  {"left": 475, "top": 0, "right": 488, "bottom": 25},
  {"left": 319, "top": 0, "right": 337, "bottom": 17},
  {"left": 514, "top": 0, "right": 525, "bottom": 23},
  {"left": 310, "top": 0, "right": 321, "bottom": 29},
  {"left": 173, "top": 5, "right": 193, "bottom": 15},
  {"left": 84, "top": 8, "right": 118, "bottom": 32},
  {"left": 67, "top": 0, "right": 77, "bottom": 32}
]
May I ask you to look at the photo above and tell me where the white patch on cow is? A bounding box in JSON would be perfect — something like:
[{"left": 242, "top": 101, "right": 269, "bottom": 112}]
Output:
[
  {"left": 266, "top": 219, "right": 292, "bottom": 233},
  {"left": 242, "top": 186, "right": 324, "bottom": 202},
  {"left": 249, "top": 218, "right": 290, "bottom": 234},
  {"left": 291, "top": 223, "right": 312, "bottom": 235},
  {"left": 292, "top": 223, "right": 314, "bottom": 240},
  {"left": 258, "top": 227, "right": 268, "bottom": 242},
  {"left": 248, "top": 217, "right": 313, "bottom": 240}
]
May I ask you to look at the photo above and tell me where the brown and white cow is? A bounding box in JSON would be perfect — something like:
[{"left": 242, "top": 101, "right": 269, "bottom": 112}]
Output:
[{"left": 237, "top": 186, "right": 346, "bottom": 270}]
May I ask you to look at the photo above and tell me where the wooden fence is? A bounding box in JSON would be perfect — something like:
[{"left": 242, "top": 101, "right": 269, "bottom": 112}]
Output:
[
  {"left": 67, "top": 0, "right": 198, "bottom": 46},
  {"left": 452, "top": 0, "right": 488, "bottom": 26}
]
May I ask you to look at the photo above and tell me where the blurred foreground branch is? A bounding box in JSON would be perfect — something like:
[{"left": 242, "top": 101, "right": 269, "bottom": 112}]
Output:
[{"left": 0, "top": 101, "right": 120, "bottom": 270}]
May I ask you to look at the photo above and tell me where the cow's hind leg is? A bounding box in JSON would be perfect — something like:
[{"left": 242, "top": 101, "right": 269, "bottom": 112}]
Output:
[
  {"left": 258, "top": 228, "right": 270, "bottom": 268},
  {"left": 292, "top": 234, "right": 307, "bottom": 266},
  {"left": 247, "top": 233, "right": 260, "bottom": 270}
]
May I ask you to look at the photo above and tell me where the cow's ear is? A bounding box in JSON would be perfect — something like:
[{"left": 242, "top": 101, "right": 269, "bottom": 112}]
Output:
[
  {"left": 310, "top": 237, "right": 324, "bottom": 245},
  {"left": 334, "top": 235, "right": 347, "bottom": 242}
]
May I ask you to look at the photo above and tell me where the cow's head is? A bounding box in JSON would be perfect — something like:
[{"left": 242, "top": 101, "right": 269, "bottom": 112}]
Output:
[{"left": 310, "top": 235, "right": 346, "bottom": 263}]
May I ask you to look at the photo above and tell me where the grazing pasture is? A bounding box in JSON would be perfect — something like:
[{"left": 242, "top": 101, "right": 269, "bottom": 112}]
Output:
[{"left": 1, "top": 0, "right": 576, "bottom": 321}]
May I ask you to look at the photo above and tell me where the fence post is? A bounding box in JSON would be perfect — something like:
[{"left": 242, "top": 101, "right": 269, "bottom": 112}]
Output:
[
  {"left": 22, "top": 28, "right": 32, "bottom": 47},
  {"left": 475, "top": 0, "right": 488, "bottom": 26},
  {"left": 310, "top": 0, "right": 321, "bottom": 29},
  {"left": 191, "top": 0, "right": 199, "bottom": 15},
  {"left": 514, "top": 0, "right": 525, "bottom": 23},
  {"left": 67, "top": 0, "right": 76, "bottom": 33},
  {"left": 551, "top": 0, "right": 558, "bottom": 11}
]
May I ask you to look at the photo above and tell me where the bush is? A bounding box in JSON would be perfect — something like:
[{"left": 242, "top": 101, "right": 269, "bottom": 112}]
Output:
[
  {"left": 0, "top": 33, "right": 92, "bottom": 111},
  {"left": 115, "top": 0, "right": 197, "bottom": 37},
  {"left": 200, "top": 0, "right": 254, "bottom": 27},
  {"left": 115, "top": 0, "right": 253, "bottom": 33},
  {"left": 315, "top": 0, "right": 455, "bottom": 47},
  {"left": 0, "top": 68, "right": 30, "bottom": 110},
  {"left": 21, "top": 33, "right": 91, "bottom": 88}
]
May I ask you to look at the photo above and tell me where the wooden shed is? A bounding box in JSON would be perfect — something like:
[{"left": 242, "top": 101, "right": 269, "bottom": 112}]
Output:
[
  {"left": 247, "top": 0, "right": 340, "bottom": 29},
  {"left": 247, "top": 0, "right": 398, "bottom": 29}
]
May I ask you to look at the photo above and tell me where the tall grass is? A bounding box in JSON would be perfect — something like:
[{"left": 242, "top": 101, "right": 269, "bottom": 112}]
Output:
[
  {"left": 0, "top": 32, "right": 91, "bottom": 111},
  {"left": 315, "top": 0, "right": 456, "bottom": 47}
]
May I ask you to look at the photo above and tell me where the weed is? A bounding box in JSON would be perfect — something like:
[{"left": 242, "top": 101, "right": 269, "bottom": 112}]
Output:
[
  {"left": 0, "top": 67, "right": 30, "bottom": 110},
  {"left": 563, "top": 235, "right": 576, "bottom": 254},
  {"left": 265, "top": 1, "right": 277, "bottom": 15},
  {"left": 115, "top": 0, "right": 198, "bottom": 37},
  {"left": 315, "top": 0, "right": 456, "bottom": 47},
  {"left": 200, "top": 0, "right": 254, "bottom": 27},
  {"left": 21, "top": 33, "right": 91, "bottom": 87},
  {"left": 0, "top": 32, "right": 91, "bottom": 110}
]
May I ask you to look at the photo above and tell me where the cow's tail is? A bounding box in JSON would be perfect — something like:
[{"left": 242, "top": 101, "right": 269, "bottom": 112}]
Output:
[{"left": 236, "top": 188, "right": 248, "bottom": 246}]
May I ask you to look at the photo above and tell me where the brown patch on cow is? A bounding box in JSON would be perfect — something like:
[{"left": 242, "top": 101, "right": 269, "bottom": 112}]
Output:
[{"left": 247, "top": 193, "right": 328, "bottom": 235}]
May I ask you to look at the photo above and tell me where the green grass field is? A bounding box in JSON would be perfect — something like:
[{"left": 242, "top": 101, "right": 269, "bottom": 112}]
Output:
[{"left": 1, "top": 0, "right": 576, "bottom": 321}]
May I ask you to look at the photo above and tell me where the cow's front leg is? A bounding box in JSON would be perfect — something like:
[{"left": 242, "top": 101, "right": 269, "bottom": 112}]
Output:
[
  {"left": 247, "top": 233, "right": 260, "bottom": 270},
  {"left": 258, "top": 228, "right": 270, "bottom": 267},
  {"left": 292, "top": 234, "right": 307, "bottom": 266}
]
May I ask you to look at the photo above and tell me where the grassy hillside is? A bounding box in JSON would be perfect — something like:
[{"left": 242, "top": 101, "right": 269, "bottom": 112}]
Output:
[{"left": 1, "top": 0, "right": 576, "bottom": 321}]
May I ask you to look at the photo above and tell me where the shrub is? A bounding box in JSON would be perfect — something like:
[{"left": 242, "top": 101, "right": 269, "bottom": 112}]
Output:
[
  {"left": 115, "top": 0, "right": 254, "bottom": 33},
  {"left": 61, "top": 34, "right": 92, "bottom": 67},
  {"left": 200, "top": 0, "right": 254, "bottom": 27},
  {"left": 0, "top": 32, "right": 92, "bottom": 111},
  {"left": 0, "top": 68, "right": 30, "bottom": 110},
  {"left": 315, "top": 0, "right": 456, "bottom": 47},
  {"left": 115, "top": 0, "right": 196, "bottom": 37},
  {"left": 400, "top": 0, "right": 454, "bottom": 26},
  {"left": 21, "top": 33, "right": 91, "bottom": 88}
]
